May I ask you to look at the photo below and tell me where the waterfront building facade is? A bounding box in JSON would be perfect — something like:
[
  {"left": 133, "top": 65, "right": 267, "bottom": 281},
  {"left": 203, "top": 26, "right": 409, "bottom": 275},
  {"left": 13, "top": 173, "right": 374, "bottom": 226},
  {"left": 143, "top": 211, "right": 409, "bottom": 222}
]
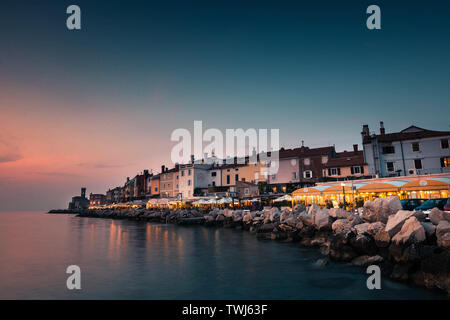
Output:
[
  {"left": 89, "top": 193, "right": 106, "bottom": 205},
  {"left": 178, "top": 163, "right": 212, "bottom": 199},
  {"left": 362, "top": 122, "right": 450, "bottom": 177},
  {"left": 323, "top": 145, "right": 369, "bottom": 180}
]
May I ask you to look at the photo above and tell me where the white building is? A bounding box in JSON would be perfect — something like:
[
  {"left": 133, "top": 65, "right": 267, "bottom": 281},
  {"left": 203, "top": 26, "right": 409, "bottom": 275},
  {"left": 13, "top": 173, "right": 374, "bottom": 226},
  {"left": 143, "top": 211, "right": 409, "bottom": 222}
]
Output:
[
  {"left": 178, "top": 163, "right": 212, "bottom": 199},
  {"left": 362, "top": 122, "right": 450, "bottom": 177}
]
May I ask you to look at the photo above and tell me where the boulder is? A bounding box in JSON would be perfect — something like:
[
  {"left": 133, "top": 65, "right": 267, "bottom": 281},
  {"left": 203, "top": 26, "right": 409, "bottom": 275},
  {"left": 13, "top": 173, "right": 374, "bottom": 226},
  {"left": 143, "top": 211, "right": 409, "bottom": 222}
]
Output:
[
  {"left": 354, "top": 223, "right": 370, "bottom": 236},
  {"left": 279, "top": 209, "right": 292, "bottom": 222},
  {"left": 307, "top": 203, "right": 320, "bottom": 215},
  {"left": 374, "top": 229, "right": 391, "bottom": 247},
  {"left": 385, "top": 210, "right": 416, "bottom": 237},
  {"left": 429, "top": 208, "right": 450, "bottom": 225},
  {"left": 436, "top": 220, "right": 450, "bottom": 248},
  {"left": 243, "top": 212, "right": 253, "bottom": 223},
  {"left": 329, "top": 208, "right": 350, "bottom": 219},
  {"left": 346, "top": 213, "right": 363, "bottom": 226},
  {"left": 313, "top": 209, "right": 332, "bottom": 231},
  {"left": 351, "top": 255, "right": 383, "bottom": 267},
  {"left": 391, "top": 216, "right": 426, "bottom": 245},
  {"left": 332, "top": 219, "right": 353, "bottom": 234},
  {"left": 367, "top": 222, "right": 385, "bottom": 237},
  {"left": 314, "top": 258, "right": 329, "bottom": 267},
  {"left": 362, "top": 196, "right": 402, "bottom": 223},
  {"left": 284, "top": 216, "right": 298, "bottom": 228},
  {"left": 298, "top": 212, "right": 314, "bottom": 226},
  {"left": 420, "top": 222, "right": 436, "bottom": 238},
  {"left": 257, "top": 223, "right": 276, "bottom": 233},
  {"left": 293, "top": 204, "right": 306, "bottom": 214}
]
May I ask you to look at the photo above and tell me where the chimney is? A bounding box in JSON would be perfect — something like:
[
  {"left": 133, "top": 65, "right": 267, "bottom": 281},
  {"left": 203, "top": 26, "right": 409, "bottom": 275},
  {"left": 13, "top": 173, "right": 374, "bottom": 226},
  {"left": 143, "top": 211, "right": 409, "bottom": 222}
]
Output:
[
  {"left": 301, "top": 140, "right": 304, "bottom": 147},
  {"left": 353, "top": 144, "right": 358, "bottom": 152},
  {"left": 81, "top": 187, "right": 86, "bottom": 198},
  {"left": 361, "top": 124, "right": 369, "bottom": 137},
  {"left": 161, "top": 165, "right": 165, "bottom": 173},
  {"left": 144, "top": 169, "right": 148, "bottom": 175},
  {"left": 191, "top": 155, "right": 195, "bottom": 164},
  {"left": 126, "top": 177, "right": 130, "bottom": 182},
  {"left": 380, "top": 121, "right": 385, "bottom": 135}
]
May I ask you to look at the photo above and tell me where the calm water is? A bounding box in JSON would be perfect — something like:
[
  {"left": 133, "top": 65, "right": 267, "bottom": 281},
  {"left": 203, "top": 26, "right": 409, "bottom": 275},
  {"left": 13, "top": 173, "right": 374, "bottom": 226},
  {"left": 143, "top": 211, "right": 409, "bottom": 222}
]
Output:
[{"left": 0, "top": 211, "right": 445, "bottom": 299}]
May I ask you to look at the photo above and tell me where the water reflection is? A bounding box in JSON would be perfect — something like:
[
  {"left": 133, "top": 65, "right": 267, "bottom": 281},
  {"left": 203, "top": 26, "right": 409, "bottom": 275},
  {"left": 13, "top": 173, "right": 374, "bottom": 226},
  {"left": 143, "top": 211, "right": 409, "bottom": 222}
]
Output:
[{"left": 0, "top": 212, "right": 446, "bottom": 300}]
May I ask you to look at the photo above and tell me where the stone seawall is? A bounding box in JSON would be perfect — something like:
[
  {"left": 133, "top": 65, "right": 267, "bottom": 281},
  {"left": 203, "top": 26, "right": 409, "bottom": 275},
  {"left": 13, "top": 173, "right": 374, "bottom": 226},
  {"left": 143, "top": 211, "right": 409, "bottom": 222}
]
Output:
[{"left": 74, "top": 197, "right": 450, "bottom": 296}]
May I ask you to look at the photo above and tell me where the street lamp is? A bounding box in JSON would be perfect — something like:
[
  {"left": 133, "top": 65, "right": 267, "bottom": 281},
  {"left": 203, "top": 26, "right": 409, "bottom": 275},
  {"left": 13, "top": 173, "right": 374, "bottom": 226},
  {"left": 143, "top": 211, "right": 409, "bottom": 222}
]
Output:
[{"left": 341, "top": 182, "right": 346, "bottom": 209}]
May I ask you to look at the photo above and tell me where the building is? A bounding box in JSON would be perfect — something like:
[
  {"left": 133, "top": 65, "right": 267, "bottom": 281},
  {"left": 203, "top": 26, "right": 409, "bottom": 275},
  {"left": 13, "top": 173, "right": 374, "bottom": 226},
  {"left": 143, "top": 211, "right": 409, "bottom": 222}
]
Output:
[
  {"left": 123, "top": 177, "right": 135, "bottom": 201},
  {"left": 323, "top": 145, "right": 369, "bottom": 180},
  {"left": 178, "top": 163, "right": 212, "bottom": 199},
  {"left": 362, "top": 122, "right": 450, "bottom": 177},
  {"left": 89, "top": 193, "right": 106, "bottom": 206},
  {"left": 68, "top": 187, "right": 89, "bottom": 210},
  {"left": 133, "top": 171, "right": 148, "bottom": 199},
  {"left": 268, "top": 144, "right": 336, "bottom": 192},
  {"left": 160, "top": 165, "right": 178, "bottom": 198},
  {"left": 229, "top": 181, "right": 260, "bottom": 198},
  {"left": 150, "top": 174, "right": 160, "bottom": 197},
  {"left": 208, "top": 164, "right": 222, "bottom": 187}
]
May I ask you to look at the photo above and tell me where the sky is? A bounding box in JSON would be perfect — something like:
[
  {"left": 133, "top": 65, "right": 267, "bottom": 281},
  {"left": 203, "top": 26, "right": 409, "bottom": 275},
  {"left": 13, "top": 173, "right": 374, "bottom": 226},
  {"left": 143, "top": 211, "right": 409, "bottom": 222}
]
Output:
[{"left": 0, "top": 0, "right": 449, "bottom": 211}]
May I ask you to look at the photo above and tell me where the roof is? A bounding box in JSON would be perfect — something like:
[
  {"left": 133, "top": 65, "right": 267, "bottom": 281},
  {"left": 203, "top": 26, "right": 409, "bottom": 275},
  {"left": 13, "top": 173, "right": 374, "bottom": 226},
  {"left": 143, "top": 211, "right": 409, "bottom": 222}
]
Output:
[
  {"left": 363, "top": 126, "right": 450, "bottom": 144},
  {"left": 279, "top": 146, "right": 335, "bottom": 159},
  {"left": 324, "top": 151, "right": 365, "bottom": 168}
]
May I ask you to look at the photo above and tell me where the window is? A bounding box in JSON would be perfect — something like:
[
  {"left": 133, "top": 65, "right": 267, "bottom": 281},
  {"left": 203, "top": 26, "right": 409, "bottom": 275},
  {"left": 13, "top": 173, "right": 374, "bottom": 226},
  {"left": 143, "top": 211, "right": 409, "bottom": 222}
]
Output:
[
  {"left": 235, "top": 174, "right": 239, "bottom": 182},
  {"left": 241, "top": 178, "right": 245, "bottom": 182},
  {"left": 412, "top": 142, "right": 420, "bottom": 152},
  {"left": 441, "top": 139, "right": 449, "bottom": 149},
  {"left": 211, "top": 171, "right": 216, "bottom": 177},
  {"left": 181, "top": 171, "right": 184, "bottom": 177},
  {"left": 351, "top": 166, "right": 361, "bottom": 174},
  {"left": 304, "top": 158, "right": 310, "bottom": 165},
  {"left": 154, "top": 187, "right": 158, "bottom": 192},
  {"left": 386, "top": 162, "right": 394, "bottom": 172},
  {"left": 382, "top": 146, "right": 395, "bottom": 154},
  {"left": 272, "top": 174, "right": 276, "bottom": 180},
  {"left": 303, "top": 170, "right": 312, "bottom": 179},
  {"left": 244, "top": 188, "right": 249, "bottom": 195},
  {"left": 188, "top": 180, "right": 191, "bottom": 186},
  {"left": 414, "top": 159, "right": 422, "bottom": 170},
  {"left": 321, "top": 156, "right": 328, "bottom": 164},
  {"left": 226, "top": 175, "right": 230, "bottom": 184},
  {"left": 212, "top": 181, "right": 216, "bottom": 186},
  {"left": 188, "top": 169, "right": 191, "bottom": 176},
  {"left": 441, "top": 157, "right": 450, "bottom": 168},
  {"left": 235, "top": 168, "right": 239, "bottom": 171},
  {"left": 328, "top": 168, "right": 340, "bottom": 176},
  {"left": 292, "top": 172, "right": 297, "bottom": 180}
]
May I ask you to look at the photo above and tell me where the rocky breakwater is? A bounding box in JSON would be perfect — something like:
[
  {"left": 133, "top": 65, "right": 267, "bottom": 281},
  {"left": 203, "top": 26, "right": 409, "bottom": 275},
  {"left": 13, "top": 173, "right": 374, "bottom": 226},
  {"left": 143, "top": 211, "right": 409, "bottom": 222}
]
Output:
[{"left": 77, "top": 196, "right": 450, "bottom": 295}]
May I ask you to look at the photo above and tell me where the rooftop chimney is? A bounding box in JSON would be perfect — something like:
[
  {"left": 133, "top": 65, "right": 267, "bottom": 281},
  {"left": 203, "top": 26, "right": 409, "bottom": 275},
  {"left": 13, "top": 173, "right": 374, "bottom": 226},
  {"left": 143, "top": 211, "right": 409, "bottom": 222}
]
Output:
[
  {"left": 353, "top": 144, "right": 358, "bottom": 152},
  {"left": 161, "top": 165, "right": 165, "bottom": 173},
  {"left": 191, "top": 155, "right": 195, "bottom": 164},
  {"left": 380, "top": 121, "right": 385, "bottom": 135},
  {"left": 361, "top": 124, "right": 370, "bottom": 137}
]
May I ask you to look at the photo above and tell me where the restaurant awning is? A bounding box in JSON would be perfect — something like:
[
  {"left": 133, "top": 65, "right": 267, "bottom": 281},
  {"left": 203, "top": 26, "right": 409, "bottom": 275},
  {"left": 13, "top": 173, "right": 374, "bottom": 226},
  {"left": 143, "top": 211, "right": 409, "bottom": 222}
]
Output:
[
  {"left": 401, "top": 177, "right": 450, "bottom": 191},
  {"left": 292, "top": 185, "right": 330, "bottom": 196},
  {"left": 357, "top": 180, "right": 409, "bottom": 193}
]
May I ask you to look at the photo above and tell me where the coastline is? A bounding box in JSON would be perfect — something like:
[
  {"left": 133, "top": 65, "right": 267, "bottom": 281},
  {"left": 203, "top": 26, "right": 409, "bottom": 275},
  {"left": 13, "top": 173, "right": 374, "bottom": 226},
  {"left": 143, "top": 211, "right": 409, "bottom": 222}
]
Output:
[{"left": 50, "top": 197, "right": 450, "bottom": 297}]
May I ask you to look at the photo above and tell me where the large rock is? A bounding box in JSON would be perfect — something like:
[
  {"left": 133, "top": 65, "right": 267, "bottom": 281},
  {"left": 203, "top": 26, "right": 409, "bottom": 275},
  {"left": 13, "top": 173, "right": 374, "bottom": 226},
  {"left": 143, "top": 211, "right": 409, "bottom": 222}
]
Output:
[
  {"left": 436, "top": 220, "right": 450, "bottom": 248},
  {"left": 298, "top": 212, "right": 314, "bottom": 226},
  {"left": 391, "top": 216, "right": 426, "bottom": 245},
  {"left": 279, "top": 209, "right": 292, "bottom": 222},
  {"left": 329, "top": 208, "right": 350, "bottom": 219},
  {"left": 367, "top": 222, "right": 385, "bottom": 237},
  {"left": 354, "top": 223, "right": 370, "bottom": 236},
  {"left": 307, "top": 203, "right": 320, "bottom": 215},
  {"left": 429, "top": 208, "right": 450, "bottom": 225},
  {"left": 313, "top": 209, "right": 332, "bottom": 231},
  {"left": 420, "top": 222, "right": 436, "bottom": 238},
  {"left": 374, "top": 229, "right": 391, "bottom": 247},
  {"left": 293, "top": 204, "right": 306, "bottom": 214},
  {"left": 351, "top": 255, "right": 383, "bottom": 267},
  {"left": 385, "top": 210, "right": 416, "bottom": 237},
  {"left": 362, "top": 196, "right": 402, "bottom": 223},
  {"left": 346, "top": 213, "right": 363, "bottom": 226},
  {"left": 332, "top": 219, "right": 353, "bottom": 234}
]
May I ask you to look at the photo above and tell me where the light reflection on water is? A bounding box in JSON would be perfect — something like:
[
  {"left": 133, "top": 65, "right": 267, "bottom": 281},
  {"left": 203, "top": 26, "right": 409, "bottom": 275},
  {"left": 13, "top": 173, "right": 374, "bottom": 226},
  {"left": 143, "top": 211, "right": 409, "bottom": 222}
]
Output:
[{"left": 0, "top": 211, "right": 445, "bottom": 300}]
